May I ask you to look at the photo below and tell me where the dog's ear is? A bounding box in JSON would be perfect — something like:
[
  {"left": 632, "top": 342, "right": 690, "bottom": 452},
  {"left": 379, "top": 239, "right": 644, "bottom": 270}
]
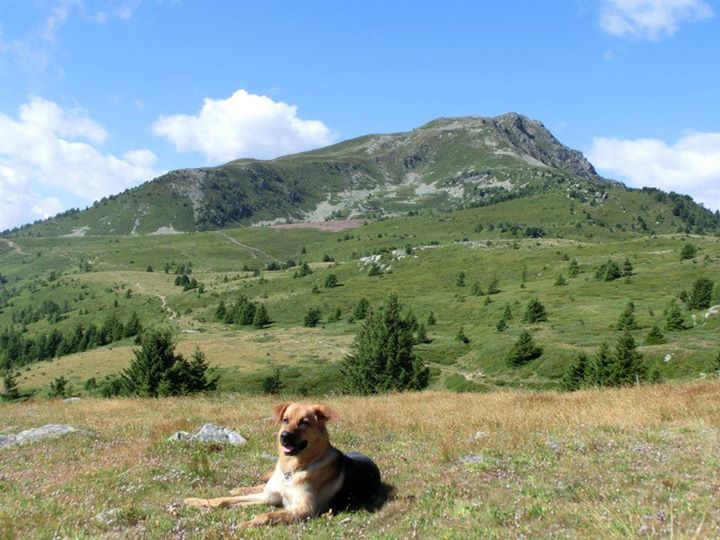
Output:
[
  {"left": 313, "top": 404, "right": 339, "bottom": 424},
  {"left": 273, "top": 402, "right": 290, "bottom": 422}
]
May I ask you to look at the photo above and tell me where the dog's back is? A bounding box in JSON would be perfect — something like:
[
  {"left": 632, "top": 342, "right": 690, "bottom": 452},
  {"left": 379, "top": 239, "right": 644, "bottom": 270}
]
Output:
[{"left": 331, "top": 451, "right": 382, "bottom": 510}]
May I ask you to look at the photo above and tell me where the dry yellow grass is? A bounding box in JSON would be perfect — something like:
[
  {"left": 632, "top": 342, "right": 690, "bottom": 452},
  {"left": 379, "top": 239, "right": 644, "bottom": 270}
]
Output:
[
  {"left": 1, "top": 380, "right": 719, "bottom": 538},
  {"left": 17, "top": 327, "right": 352, "bottom": 393}
]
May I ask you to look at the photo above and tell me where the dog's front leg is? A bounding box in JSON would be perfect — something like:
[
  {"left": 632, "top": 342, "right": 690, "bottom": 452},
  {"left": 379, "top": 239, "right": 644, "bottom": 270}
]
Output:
[
  {"left": 184, "top": 491, "right": 270, "bottom": 508},
  {"left": 243, "top": 507, "right": 314, "bottom": 527}
]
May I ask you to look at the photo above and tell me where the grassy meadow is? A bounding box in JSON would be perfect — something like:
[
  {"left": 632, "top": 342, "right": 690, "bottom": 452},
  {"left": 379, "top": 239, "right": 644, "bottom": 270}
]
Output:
[
  {"left": 1, "top": 201, "right": 720, "bottom": 397},
  {"left": 1, "top": 380, "right": 720, "bottom": 538}
]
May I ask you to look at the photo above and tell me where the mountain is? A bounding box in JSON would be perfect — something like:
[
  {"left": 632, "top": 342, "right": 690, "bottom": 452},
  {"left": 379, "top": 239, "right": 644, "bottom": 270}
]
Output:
[{"left": 5, "top": 113, "right": 719, "bottom": 237}]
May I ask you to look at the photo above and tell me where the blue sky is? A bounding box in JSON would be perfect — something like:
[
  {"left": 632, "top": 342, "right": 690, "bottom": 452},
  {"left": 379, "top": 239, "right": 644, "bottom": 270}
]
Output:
[{"left": 1, "top": 0, "right": 719, "bottom": 230}]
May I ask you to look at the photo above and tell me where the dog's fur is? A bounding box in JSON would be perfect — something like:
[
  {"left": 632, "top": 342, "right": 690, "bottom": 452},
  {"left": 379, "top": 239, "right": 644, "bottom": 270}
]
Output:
[{"left": 184, "top": 402, "right": 382, "bottom": 527}]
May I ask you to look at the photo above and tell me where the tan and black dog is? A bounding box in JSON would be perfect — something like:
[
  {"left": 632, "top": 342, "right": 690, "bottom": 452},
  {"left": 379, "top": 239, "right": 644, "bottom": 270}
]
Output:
[{"left": 184, "top": 402, "right": 382, "bottom": 527}]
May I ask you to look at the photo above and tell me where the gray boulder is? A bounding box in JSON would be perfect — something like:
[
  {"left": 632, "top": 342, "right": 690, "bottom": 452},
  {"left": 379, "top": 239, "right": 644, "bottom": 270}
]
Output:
[
  {"left": 167, "top": 423, "right": 247, "bottom": 445},
  {"left": 0, "top": 424, "right": 84, "bottom": 448}
]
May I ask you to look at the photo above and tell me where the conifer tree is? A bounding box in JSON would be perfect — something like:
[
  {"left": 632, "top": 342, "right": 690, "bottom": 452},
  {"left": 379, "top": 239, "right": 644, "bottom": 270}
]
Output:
[
  {"left": 353, "top": 298, "right": 370, "bottom": 320},
  {"left": 252, "top": 303, "right": 270, "bottom": 328},
  {"left": 524, "top": 298, "right": 547, "bottom": 323},
  {"left": 304, "top": 307, "right": 321, "bottom": 327},
  {"left": 470, "top": 282, "right": 484, "bottom": 296},
  {"left": 506, "top": 331, "right": 543, "bottom": 366},
  {"left": 568, "top": 258, "right": 580, "bottom": 278},
  {"left": 621, "top": 258, "right": 633, "bottom": 277},
  {"left": 456, "top": 272, "right": 466, "bottom": 287},
  {"left": 688, "top": 277, "right": 714, "bottom": 310},
  {"left": 215, "top": 301, "right": 227, "bottom": 321},
  {"left": 607, "top": 329, "right": 645, "bottom": 387},
  {"left": 49, "top": 375, "right": 70, "bottom": 398},
  {"left": 342, "top": 294, "right": 429, "bottom": 394},
  {"left": 664, "top": 301, "right": 685, "bottom": 331},
  {"left": 427, "top": 311, "right": 436, "bottom": 326},
  {"left": 680, "top": 242, "right": 697, "bottom": 260},
  {"left": 324, "top": 274, "right": 339, "bottom": 288},
  {"left": 644, "top": 325, "right": 665, "bottom": 345},
  {"left": 554, "top": 274, "right": 567, "bottom": 286},
  {"left": 585, "top": 342, "right": 612, "bottom": 387},
  {"left": 561, "top": 353, "right": 588, "bottom": 391},
  {"left": 616, "top": 301, "right": 638, "bottom": 331},
  {"left": 2, "top": 370, "right": 19, "bottom": 400},
  {"left": 456, "top": 327, "right": 470, "bottom": 343}
]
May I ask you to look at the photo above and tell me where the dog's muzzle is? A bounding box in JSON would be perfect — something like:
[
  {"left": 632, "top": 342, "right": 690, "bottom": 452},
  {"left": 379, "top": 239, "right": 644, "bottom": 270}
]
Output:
[{"left": 280, "top": 431, "right": 308, "bottom": 456}]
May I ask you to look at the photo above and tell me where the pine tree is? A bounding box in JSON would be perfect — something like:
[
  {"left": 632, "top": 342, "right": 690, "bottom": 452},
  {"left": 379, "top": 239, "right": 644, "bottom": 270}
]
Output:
[
  {"left": 324, "top": 274, "right": 339, "bottom": 288},
  {"left": 427, "top": 311, "right": 436, "bottom": 326},
  {"left": 506, "top": 331, "right": 543, "bottom": 366},
  {"left": 487, "top": 276, "right": 500, "bottom": 295},
  {"left": 215, "top": 301, "right": 227, "bottom": 321},
  {"left": 342, "top": 295, "right": 429, "bottom": 394},
  {"left": 607, "top": 329, "right": 645, "bottom": 387},
  {"left": 2, "top": 370, "right": 19, "bottom": 400},
  {"left": 621, "top": 258, "right": 633, "bottom": 277},
  {"left": 496, "top": 316, "right": 508, "bottom": 332},
  {"left": 554, "top": 274, "right": 567, "bottom": 286},
  {"left": 523, "top": 298, "right": 547, "bottom": 323},
  {"left": 680, "top": 242, "right": 697, "bottom": 260},
  {"left": 644, "top": 325, "right": 665, "bottom": 345},
  {"left": 49, "top": 375, "right": 70, "bottom": 398},
  {"left": 561, "top": 353, "right": 588, "bottom": 391},
  {"left": 353, "top": 298, "right": 370, "bottom": 320},
  {"left": 252, "top": 303, "right": 270, "bottom": 328},
  {"left": 470, "top": 282, "right": 484, "bottom": 296},
  {"left": 664, "top": 301, "right": 685, "bottom": 331},
  {"left": 456, "top": 327, "right": 470, "bottom": 343},
  {"left": 616, "top": 301, "right": 638, "bottom": 331},
  {"left": 688, "top": 277, "right": 714, "bottom": 310},
  {"left": 304, "top": 308, "right": 321, "bottom": 327},
  {"left": 585, "top": 342, "right": 612, "bottom": 387},
  {"left": 595, "top": 260, "right": 621, "bottom": 281},
  {"left": 568, "top": 258, "right": 580, "bottom": 278},
  {"left": 456, "top": 272, "right": 466, "bottom": 287}
]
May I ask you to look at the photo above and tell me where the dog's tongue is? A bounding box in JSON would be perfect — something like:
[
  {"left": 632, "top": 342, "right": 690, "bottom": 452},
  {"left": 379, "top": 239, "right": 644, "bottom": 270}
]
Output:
[{"left": 282, "top": 444, "right": 294, "bottom": 455}]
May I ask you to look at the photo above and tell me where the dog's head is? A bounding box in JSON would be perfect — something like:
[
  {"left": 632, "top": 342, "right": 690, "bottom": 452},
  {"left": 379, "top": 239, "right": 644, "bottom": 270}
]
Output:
[{"left": 273, "top": 402, "right": 338, "bottom": 458}]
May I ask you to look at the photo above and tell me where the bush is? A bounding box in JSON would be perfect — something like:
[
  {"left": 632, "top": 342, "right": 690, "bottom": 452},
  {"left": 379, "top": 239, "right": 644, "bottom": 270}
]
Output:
[
  {"left": 49, "top": 375, "right": 70, "bottom": 398},
  {"left": 261, "top": 369, "right": 284, "bottom": 394},
  {"left": 324, "top": 274, "right": 339, "bottom": 288},
  {"left": 644, "top": 325, "right": 665, "bottom": 345},
  {"left": 664, "top": 301, "right": 685, "bottom": 331},
  {"left": 353, "top": 298, "right": 370, "bottom": 320}
]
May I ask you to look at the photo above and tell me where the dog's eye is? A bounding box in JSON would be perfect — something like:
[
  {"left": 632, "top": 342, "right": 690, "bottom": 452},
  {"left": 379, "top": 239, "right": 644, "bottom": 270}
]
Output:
[
  {"left": 282, "top": 418, "right": 289, "bottom": 424},
  {"left": 298, "top": 418, "right": 309, "bottom": 426}
]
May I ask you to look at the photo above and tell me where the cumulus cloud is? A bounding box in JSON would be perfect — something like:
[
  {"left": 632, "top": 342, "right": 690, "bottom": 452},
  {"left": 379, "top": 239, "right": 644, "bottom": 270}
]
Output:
[
  {"left": 598, "top": 0, "right": 713, "bottom": 39},
  {"left": 152, "top": 89, "right": 334, "bottom": 163},
  {"left": 588, "top": 132, "right": 720, "bottom": 211},
  {"left": 0, "top": 96, "right": 159, "bottom": 230}
]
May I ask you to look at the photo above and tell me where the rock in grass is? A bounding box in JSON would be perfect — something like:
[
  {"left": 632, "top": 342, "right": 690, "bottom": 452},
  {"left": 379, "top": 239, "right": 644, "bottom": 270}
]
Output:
[
  {"left": 167, "top": 423, "right": 247, "bottom": 445},
  {"left": 0, "top": 424, "right": 84, "bottom": 448}
]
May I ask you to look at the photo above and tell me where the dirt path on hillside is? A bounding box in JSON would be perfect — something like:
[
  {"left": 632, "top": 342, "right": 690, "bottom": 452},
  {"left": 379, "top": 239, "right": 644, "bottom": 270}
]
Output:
[
  {"left": 0, "top": 238, "right": 26, "bottom": 255},
  {"left": 215, "top": 232, "right": 281, "bottom": 262},
  {"left": 133, "top": 281, "right": 178, "bottom": 320}
]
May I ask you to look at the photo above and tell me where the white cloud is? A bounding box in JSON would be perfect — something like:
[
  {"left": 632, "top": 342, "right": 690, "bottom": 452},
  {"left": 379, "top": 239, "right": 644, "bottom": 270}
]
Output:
[
  {"left": 599, "top": 0, "right": 713, "bottom": 39},
  {"left": 152, "top": 89, "right": 334, "bottom": 163},
  {"left": 588, "top": 132, "right": 720, "bottom": 211},
  {"left": 0, "top": 96, "right": 160, "bottom": 230}
]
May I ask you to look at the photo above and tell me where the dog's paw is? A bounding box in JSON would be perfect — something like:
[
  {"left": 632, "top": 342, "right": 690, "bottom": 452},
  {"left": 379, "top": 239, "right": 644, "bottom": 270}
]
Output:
[{"left": 184, "top": 497, "right": 211, "bottom": 508}]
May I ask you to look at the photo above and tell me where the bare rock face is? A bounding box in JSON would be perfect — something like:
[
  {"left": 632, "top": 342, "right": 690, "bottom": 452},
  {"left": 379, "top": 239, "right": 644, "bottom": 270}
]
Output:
[
  {"left": 167, "top": 423, "right": 247, "bottom": 445},
  {"left": 0, "top": 424, "right": 85, "bottom": 448}
]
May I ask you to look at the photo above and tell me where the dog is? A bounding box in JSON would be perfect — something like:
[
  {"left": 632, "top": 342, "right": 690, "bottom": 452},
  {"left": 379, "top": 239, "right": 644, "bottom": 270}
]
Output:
[{"left": 184, "top": 402, "right": 382, "bottom": 527}]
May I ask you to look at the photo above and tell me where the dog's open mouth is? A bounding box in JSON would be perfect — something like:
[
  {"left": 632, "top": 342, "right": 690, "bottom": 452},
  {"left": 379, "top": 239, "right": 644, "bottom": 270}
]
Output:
[{"left": 281, "top": 440, "right": 308, "bottom": 456}]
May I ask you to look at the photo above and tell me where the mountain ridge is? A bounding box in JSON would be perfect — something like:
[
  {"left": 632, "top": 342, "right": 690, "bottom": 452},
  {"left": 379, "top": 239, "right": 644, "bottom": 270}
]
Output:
[{"left": 4, "top": 113, "right": 717, "bottom": 237}]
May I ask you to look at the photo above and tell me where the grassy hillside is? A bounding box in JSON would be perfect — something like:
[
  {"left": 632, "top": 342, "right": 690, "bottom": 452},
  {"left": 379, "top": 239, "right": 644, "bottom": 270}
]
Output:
[
  {"left": 2, "top": 381, "right": 719, "bottom": 538},
  {"left": 1, "top": 197, "right": 719, "bottom": 397}
]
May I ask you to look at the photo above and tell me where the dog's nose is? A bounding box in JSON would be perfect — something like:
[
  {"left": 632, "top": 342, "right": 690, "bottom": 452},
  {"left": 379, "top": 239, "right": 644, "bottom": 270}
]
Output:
[{"left": 280, "top": 431, "right": 295, "bottom": 444}]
